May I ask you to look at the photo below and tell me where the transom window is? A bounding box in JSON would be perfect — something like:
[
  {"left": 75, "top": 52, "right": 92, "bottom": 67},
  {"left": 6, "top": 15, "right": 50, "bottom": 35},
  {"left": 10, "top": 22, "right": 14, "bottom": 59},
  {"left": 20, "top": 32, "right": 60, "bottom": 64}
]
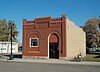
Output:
[{"left": 30, "top": 38, "right": 39, "bottom": 47}]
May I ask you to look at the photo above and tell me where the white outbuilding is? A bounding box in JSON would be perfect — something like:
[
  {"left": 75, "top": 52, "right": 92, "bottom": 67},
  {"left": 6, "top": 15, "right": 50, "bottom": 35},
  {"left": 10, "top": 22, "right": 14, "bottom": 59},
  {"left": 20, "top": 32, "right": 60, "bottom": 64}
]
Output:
[{"left": 0, "top": 42, "right": 19, "bottom": 53}]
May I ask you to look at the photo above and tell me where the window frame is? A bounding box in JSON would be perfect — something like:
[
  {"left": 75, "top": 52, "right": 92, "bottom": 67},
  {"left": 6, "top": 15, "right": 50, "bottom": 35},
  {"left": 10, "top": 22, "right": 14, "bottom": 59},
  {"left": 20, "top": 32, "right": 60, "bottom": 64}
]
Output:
[{"left": 30, "top": 38, "right": 39, "bottom": 47}]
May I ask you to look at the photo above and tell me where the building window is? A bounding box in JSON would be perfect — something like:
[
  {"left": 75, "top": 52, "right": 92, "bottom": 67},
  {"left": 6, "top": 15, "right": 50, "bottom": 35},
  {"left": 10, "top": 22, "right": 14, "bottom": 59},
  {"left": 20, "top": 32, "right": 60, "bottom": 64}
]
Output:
[
  {"left": 1, "top": 48, "right": 3, "bottom": 50},
  {"left": 1, "top": 48, "right": 6, "bottom": 50},
  {"left": 12, "top": 48, "right": 15, "bottom": 50},
  {"left": 30, "top": 38, "right": 39, "bottom": 47}
]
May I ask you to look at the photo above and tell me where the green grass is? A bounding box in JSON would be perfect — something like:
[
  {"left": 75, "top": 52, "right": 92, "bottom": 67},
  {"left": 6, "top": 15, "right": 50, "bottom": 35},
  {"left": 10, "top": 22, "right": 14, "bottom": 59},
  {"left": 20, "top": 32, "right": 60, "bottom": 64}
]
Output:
[{"left": 82, "top": 54, "right": 100, "bottom": 62}]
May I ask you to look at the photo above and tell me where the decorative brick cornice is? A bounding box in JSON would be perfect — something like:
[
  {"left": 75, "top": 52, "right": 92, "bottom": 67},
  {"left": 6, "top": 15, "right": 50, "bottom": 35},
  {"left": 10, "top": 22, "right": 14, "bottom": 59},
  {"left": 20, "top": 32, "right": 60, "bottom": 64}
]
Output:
[{"left": 23, "top": 15, "right": 66, "bottom": 26}]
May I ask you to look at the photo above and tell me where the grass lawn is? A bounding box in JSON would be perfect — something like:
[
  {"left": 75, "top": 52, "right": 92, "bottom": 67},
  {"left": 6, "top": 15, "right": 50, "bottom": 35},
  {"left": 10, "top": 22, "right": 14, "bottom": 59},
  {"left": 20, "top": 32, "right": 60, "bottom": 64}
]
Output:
[{"left": 82, "top": 54, "right": 100, "bottom": 62}]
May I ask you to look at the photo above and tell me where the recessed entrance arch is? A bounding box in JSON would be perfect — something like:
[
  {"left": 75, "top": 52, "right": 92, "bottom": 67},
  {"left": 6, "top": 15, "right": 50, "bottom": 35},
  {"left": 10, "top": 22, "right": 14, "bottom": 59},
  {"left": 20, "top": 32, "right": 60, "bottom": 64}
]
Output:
[{"left": 48, "top": 33, "right": 59, "bottom": 59}]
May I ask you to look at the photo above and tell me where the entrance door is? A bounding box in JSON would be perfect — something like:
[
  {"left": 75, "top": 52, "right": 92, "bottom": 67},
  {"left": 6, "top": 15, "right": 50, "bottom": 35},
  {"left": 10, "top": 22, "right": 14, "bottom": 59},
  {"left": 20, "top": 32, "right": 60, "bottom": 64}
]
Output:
[{"left": 49, "top": 43, "right": 59, "bottom": 59}]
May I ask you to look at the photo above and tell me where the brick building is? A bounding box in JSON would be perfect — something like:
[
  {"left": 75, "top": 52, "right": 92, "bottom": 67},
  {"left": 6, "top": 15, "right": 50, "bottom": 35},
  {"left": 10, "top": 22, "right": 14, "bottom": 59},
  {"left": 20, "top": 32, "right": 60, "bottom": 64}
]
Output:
[{"left": 22, "top": 15, "right": 86, "bottom": 60}]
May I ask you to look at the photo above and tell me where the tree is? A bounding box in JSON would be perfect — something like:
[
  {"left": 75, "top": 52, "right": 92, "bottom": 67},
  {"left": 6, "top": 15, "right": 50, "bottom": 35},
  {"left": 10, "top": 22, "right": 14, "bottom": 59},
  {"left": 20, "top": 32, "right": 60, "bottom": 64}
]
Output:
[
  {"left": 0, "top": 19, "right": 19, "bottom": 42},
  {"left": 83, "top": 17, "right": 100, "bottom": 49}
]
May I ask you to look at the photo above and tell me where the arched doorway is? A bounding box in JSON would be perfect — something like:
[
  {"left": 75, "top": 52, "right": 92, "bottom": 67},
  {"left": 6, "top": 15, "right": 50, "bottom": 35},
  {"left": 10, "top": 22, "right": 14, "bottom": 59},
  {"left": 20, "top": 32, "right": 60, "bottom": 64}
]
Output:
[{"left": 49, "top": 33, "right": 59, "bottom": 59}]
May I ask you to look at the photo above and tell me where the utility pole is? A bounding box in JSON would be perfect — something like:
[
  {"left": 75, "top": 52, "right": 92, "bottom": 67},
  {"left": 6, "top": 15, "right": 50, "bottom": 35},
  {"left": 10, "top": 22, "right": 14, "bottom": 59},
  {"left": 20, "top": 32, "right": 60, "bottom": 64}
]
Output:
[{"left": 9, "top": 20, "right": 14, "bottom": 60}]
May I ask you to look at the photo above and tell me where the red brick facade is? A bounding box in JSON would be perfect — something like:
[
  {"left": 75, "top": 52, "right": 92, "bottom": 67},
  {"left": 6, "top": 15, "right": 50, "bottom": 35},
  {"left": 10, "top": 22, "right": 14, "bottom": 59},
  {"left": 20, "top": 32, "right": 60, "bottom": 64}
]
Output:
[{"left": 22, "top": 15, "right": 67, "bottom": 59}]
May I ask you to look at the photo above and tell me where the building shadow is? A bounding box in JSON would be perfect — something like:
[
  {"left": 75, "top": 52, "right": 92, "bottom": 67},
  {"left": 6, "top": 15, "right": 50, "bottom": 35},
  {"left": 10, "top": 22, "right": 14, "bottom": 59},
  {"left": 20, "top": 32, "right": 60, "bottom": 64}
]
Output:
[
  {"left": 94, "top": 55, "right": 100, "bottom": 58},
  {"left": 4, "top": 54, "right": 22, "bottom": 59}
]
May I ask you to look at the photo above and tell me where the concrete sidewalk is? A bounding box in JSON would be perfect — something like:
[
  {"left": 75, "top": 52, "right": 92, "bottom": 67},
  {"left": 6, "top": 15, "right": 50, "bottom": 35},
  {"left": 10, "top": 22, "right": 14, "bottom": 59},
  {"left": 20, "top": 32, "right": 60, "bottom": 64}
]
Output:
[{"left": 0, "top": 58, "right": 100, "bottom": 66}]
